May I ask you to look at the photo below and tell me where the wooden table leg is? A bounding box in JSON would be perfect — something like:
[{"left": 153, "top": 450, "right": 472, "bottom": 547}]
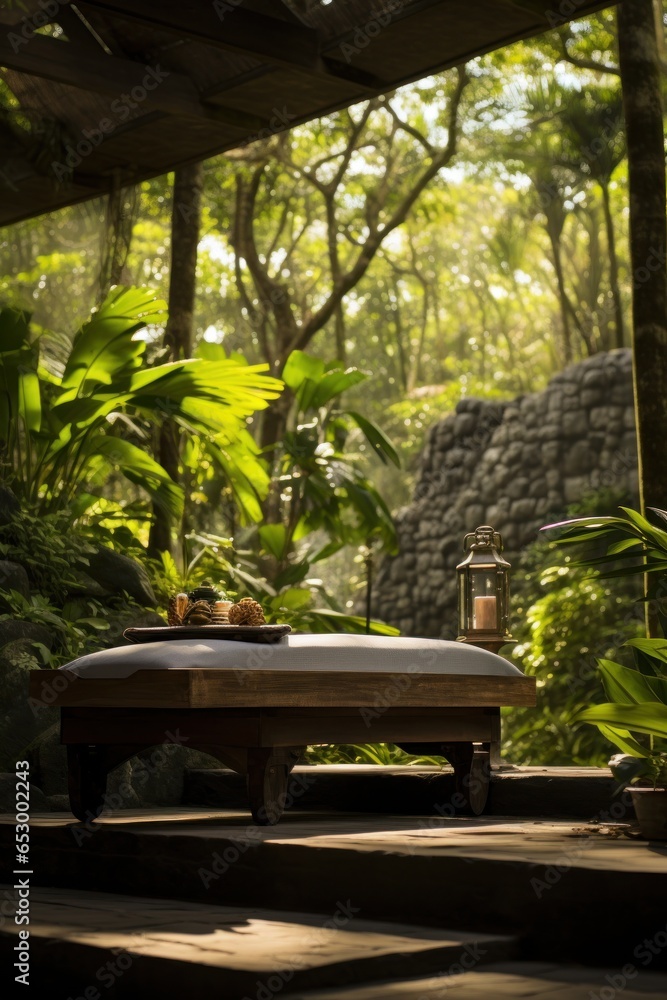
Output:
[
  {"left": 441, "top": 741, "right": 490, "bottom": 816},
  {"left": 67, "top": 745, "right": 108, "bottom": 822},
  {"left": 246, "top": 748, "right": 302, "bottom": 826},
  {"left": 397, "top": 740, "right": 491, "bottom": 816}
]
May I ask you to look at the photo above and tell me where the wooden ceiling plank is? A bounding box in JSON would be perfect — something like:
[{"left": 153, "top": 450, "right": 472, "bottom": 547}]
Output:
[
  {"left": 0, "top": 31, "right": 267, "bottom": 131},
  {"left": 78, "top": 0, "right": 382, "bottom": 90}
]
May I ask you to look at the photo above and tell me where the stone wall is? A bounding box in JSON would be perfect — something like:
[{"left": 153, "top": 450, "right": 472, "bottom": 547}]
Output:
[{"left": 373, "top": 349, "right": 638, "bottom": 639}]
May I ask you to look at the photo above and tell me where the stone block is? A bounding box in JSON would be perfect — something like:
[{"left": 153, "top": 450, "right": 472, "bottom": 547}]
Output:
[
  {"left": 506, "top": 477, "right": 530, "bottom": 500},
  {"left": 454, "top": 413, "right": 477, "bottom": 436},
  {"left": 611, "top": 385, "right": 633, "bottom": 406},
  {"left": 562, "top": 409, "right": 587, "bottom": 437},
  {"left": 581, "top": 389, "right": 604, "bottom": 409},
  {"left": 510, "top": 498, "right": 535, "bottom": 520},
  {"left": 623, "top": 408, "right": 636, "bottom": 430},
  {"left": 582, "top": 367, "right": 610, "bottom": 388},
  {"left": 85, "top": 547, "right": 157, "bottom": 607},
  {"left": 0, "top": 619, "right": 53, "bottom": 649},
  {"left": 537, "top": 423, "right": 561, "bottom": 442},
  {"left": 541, "top": 441, "right": 562, "bottom": 466},
  {"left": 563, "top": 441, "right": 596, "bottom": 477},
  {"left": 563, "top": 476, "right": 591, "bottom": 504},
  {"left": 590, "top": 406, "right": 622, "bottom": 431}
]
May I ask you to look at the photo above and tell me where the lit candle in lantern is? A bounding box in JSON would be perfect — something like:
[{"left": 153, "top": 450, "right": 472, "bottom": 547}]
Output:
[{"left": 474, "top": 595, "right": 497, "bottom": 630}]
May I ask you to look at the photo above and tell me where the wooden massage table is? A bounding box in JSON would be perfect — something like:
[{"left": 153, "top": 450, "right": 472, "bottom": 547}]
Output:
[{"left": 28, "top": 634, "right": 536, "bottom": 825}]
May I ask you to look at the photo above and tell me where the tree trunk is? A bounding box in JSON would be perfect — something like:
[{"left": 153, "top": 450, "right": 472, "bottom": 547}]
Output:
[
  {"left": 618, "top": 0, "right": 667, "bottom": 636},
  {"left": 547, "top": 229, "right": 574, "bottom": 365},
  {"left": 600, "top": 181, "right": 626, "bottom": 350},
  {"left": 148, "top": 162, "right": 204, "bottom": 556},
  {"left": 618, "top": 1, "right": 667, "bottom": 511}
]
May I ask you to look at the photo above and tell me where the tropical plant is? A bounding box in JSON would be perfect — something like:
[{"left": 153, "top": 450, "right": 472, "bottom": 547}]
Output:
[
  {"left": 502, "top": 492, "right": 643, "bottom": 766},
  {"left": 0, "top": 590, "right": 112, "bottom": 668},
  {"left": 542, "top": 505, "right": 667, "bottom": 633},
  {"left": 575, "top": 637, "right": 667, "bottom": 788},
  {"left": 305, "top": 743, "right": 443, "bottom": 766},
  {"left": 257, "top": 349, "right": 399, "bottom": 586},
  {"left": 0, "top": 286, "right": 282, "bottom": 524}
]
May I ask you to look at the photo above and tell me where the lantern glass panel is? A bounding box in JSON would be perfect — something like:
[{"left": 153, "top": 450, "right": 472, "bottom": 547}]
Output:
[{"left": 471, "top": 568, "right": 499, "bottom": 631}]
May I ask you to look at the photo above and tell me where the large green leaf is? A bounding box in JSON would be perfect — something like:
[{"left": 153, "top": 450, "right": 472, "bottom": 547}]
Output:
[
  {"left": 597, "top": 658, "right": 667, "bottom": 705},
  {"left": 259, "top": 524, "right": 288, "bottom": 560},
  {"left": 282, "top": 351, "right": 325, "bottom": 392},
  {"left": 61, "top": 287, "right": 167, "bottom": 393},
  {"left": 346, "top": 411, "right": 401, "bottom": 467},
  {"left": 309, "top": 370, "right": 367, "bottom": 409},
  {"left": 91, "top": 436, "right": 183, "bottom": 518},
  {"left": 306, "top": 608, "right": 400, "bottom": 636},
  {"left": 597, "top": 724, "right": 650, "bottom": 758},
  {"left": 577, "top": 702, "right": 667, "bottom": 739},
  {"left": 619, "top": 506, "right": 667, "bottom": 553},
  {"left": 17, "top": 367, "right": 41, "bottom": 434}
]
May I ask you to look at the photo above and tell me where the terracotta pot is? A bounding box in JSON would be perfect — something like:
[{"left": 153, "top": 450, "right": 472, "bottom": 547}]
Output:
[{"left": 630, "top": 787, "right": 667, "bottom": 840}]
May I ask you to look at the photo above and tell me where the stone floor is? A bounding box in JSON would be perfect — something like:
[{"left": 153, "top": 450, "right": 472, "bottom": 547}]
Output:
[
  {"left": 2, "top": 808, "right": 667, "bottom": 997},
  {"left": 19, "top": 806, "right": 667, "bottom": 871},
  {"left": 293, "top": 964, "right": 667, "bottom": 999}
]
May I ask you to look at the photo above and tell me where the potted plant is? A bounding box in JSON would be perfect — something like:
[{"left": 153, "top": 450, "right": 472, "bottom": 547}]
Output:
[
  {"left": 573, "top": 637, "right": 667, "bottom": 839},
  {"left": 606, "top": 751, "right": 667, "bottom": 840},
  {"left": 542, "top": 507, "right": 667, "bottom": 838}
]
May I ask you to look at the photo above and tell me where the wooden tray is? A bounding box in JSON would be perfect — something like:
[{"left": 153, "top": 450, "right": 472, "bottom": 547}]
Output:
[{"left": 123, "top": 624, "right": 292, "bottom": 644}]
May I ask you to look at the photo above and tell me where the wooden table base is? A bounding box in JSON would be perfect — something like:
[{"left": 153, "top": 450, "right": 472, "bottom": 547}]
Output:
[{"left": 61, "top": 706, "right": 500, "bottom": 824}]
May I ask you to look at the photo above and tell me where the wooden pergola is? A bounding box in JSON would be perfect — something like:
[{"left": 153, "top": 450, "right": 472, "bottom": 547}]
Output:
[{"left": 0, "top": 0, "right": 609, "bottom": 227}]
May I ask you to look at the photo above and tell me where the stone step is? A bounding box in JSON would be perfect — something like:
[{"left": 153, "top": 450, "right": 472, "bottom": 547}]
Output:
[
  {"left": 184, "top": 764, "right": 621, "bottom": 820},
  {"left": 0, "top": 886, "right": 515, "bottom": 998},
  {"left": 289, "top": 962, "right": 667, "bottom": 999},
  {"left": 3, "top": 808, "right": 666, "bottom": 969}
]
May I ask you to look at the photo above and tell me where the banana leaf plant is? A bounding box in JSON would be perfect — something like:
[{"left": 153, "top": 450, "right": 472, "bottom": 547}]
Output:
[
  {"left": 0, "top": 287, "right": 282, "bottom": 523},
  {"left": 576, "top": 637, "right": 667, "bottom": 787},
  {"left": 542, "top": 505, "right": 667, "bottom": 634},
  {"left": 255, "top": 349, "right": 400, "bottom": 592}
]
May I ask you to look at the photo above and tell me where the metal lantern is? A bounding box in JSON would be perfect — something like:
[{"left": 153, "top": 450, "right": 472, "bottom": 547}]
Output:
[{"left": 457, "top": 525, "right": 512, "bottom": 645}]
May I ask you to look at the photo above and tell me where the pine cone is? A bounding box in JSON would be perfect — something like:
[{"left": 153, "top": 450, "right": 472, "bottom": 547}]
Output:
[
  {"left": 228, "top": 597, "right": 266, "bottom": 626},
  {"left": 168, "top": 593, "right": 190, "bottom": 626},
  {"left": 182, "top": 599, "right": 213, "bottom": 625}
]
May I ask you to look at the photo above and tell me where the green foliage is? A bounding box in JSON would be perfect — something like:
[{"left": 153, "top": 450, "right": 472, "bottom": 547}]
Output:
[
  {"left": 0, "top": 590, "right": 111, "bottom": 668},
  {"left": 146, "top": 530, "right": 400, "bottom": 636},
  {"left": 0, "top": 506, "right": 94, "bottom": 604},
  {"left": 0, "top": 504, "right": 150, "bottom": 667},
  {"left": 573, "top": 638, "right": 667, "bottom": 785},
  {"left": 305, "top": 744, "right": 444, "bottom": 766},
  {"left": 0, "top": 286, "right": 282, "bottom": 523},
  {"left": 503, "top": 493, "right": 644, "bottom": 766},
  {"left": 608, "top": 752, "right": 667, "bottom": 790},
  {"left": 274, "top": 349, "right": 399, "bottom": 559},
  {"left": 543, "top": 506, "right": 667, "bottom": 616}
]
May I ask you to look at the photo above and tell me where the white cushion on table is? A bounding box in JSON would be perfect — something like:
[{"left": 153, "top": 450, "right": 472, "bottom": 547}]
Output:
[{"left": 59, "top": 633, "right": 524, "bottom": 679}]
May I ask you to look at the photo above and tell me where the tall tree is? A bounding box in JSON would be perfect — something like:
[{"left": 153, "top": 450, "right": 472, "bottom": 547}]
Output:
[
  {"left": 148, "top": 161, "right": 204, "bottom": 555},
  {"left": 224, "top": 67, "right": 470, "bottom": 456},
  {"left": 618, "top": 0, "right": 667, "bottom": 514}
]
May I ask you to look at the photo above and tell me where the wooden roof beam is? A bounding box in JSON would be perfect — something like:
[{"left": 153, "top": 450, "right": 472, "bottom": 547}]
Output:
[
  {"left": 78, "top": 0, "right": 384, "bottom": 89},
  {"left": 0, "top": 31, "right": 268, "bottom": 132}
]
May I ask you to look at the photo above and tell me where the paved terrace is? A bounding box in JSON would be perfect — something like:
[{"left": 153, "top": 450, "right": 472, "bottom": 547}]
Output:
[{"left": 2, "top": 766, "right": 666, "bottom": 996}]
